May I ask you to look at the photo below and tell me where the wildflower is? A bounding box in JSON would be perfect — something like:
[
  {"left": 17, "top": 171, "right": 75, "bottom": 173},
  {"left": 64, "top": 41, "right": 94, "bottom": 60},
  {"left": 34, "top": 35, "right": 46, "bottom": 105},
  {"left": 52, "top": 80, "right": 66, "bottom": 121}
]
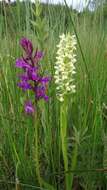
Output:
[
  {"left": 17, "top": 80, "right": 32, "bottom": 91},
  {"left": 16, "top": 37, "right": 50, "bottom": 113},
  {"left": 54, "top": 33, "right": 77, "bottom": 102},
  {"left": 24, "top": 101, "right": 35, "bottom": 114},
  {"left": 16, "top": 59, "right": 31, "bottom": 69},
  {"left": 34, "top": 50, "right": 43, "bottom": 60},
  {"left": 35, "top": 85, "right": 49, "bottom": 101}
]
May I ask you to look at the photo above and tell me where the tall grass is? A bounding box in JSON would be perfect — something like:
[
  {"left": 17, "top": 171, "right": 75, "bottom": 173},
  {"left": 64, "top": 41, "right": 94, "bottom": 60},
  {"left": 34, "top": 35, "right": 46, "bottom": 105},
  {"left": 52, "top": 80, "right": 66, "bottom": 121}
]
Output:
[{"left": 0, "top": 1, "right": 107, "bottom": 189}]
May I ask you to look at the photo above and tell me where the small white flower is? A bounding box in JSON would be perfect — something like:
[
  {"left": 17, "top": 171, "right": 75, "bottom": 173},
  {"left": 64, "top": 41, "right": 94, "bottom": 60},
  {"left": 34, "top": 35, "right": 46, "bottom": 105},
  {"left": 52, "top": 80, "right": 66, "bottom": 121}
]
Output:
[{"left": 54, "top": 33, "right": 77, "bottom": 102}]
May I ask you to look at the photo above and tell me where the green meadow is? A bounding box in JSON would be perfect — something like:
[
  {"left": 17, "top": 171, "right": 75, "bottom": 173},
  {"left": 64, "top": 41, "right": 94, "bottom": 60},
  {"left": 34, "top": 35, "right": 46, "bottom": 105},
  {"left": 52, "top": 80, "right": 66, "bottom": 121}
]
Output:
[{"left": 0, "top": 0, "right": 107, "bottom": 189}]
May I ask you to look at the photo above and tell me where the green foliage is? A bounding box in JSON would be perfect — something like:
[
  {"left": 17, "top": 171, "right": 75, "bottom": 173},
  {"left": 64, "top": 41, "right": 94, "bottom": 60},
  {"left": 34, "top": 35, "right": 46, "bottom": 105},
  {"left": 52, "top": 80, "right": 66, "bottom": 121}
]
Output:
[{"left": 0, "top": 1, "right": 107, "bottom": 190}]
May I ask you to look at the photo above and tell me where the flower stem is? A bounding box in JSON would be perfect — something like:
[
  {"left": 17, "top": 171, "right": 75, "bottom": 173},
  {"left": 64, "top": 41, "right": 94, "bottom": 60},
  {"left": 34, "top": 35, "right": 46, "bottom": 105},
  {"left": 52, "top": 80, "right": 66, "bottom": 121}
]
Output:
[
  {"left": 69, "top": 142, "right": 78, "bottom": 189},
  {"left": 60, "top": 99, "right": 70, "bottom": 190},
  {"left": 34, "top": 112, "right": 42, "bottom": 187}
]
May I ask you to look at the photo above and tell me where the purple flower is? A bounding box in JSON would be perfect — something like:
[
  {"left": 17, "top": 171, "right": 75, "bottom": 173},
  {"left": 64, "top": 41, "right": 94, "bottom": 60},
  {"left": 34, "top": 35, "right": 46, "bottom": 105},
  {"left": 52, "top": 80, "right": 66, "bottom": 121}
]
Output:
[
  {"left": 16, "top": 59, "right": 31, "bottom": 69},
  {"left": 16, "top": 37, "right": 51, "bottom": 114},
  {"left": 34, "top": 51, "right": 43, "bottom": 59},
  {"left": 27, "top": 67, "right": 39, "bottom": 81},
  {"left": 20, "top": 38, "right": 33, "bottom": 56},
  {"left": 17, "top": 80, "right": 32, "bottom": 90},
  {"left": 24, "top": 101, "right": 35, "bottom": 114},
  {"left": 40, "top": 76, "right": 51, "bottom": 83},
  {"left": 31, "top": 70, "right": 39, "bottom": 81},
  {"left": 35, "top": 85, "right": 49, "bottom": 101},
  {"left": 18, "top": 74, "right": 29, "bottom": 81}
]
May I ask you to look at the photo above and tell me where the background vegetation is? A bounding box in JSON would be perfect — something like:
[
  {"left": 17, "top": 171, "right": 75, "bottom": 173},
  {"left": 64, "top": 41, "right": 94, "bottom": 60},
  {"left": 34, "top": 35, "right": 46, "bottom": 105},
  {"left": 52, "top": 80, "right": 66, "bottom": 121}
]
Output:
[{"left": 0, "top": 0, "right": 107, "bottom": 189}]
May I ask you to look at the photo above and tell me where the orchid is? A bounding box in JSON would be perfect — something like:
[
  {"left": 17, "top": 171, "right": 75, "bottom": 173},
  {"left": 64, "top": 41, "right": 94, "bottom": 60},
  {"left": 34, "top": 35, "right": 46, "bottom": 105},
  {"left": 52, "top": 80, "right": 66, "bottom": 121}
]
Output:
[
  {"left": 24, "top": 101, "right": 35, "bottom": 114},
  {"left": 54, "top": 33, "right": 77, "bottom": 102},
  {"left": 16, "top": 37, "right": 50, "bottom": 114}
]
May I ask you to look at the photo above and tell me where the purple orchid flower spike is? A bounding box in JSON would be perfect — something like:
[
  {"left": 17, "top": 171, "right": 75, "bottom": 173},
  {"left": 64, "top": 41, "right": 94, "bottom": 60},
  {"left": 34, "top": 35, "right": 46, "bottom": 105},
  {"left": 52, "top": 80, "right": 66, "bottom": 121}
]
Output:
[
  {"left": 16, "top": 37, "right": 51, "bottom": 114},
  {"left": 20, "top": 38, "right": 33, "bottom": 57}
]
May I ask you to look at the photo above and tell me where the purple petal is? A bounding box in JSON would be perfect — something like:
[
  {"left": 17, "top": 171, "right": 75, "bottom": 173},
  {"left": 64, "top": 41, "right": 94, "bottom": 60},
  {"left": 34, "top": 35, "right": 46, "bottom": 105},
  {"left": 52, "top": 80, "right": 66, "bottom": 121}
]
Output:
[
  {"left": 20, "top": 38, "right": 33, "bottom": 56},
  {"left": 36, "top": 51, "right": 43, "bottom": 59},
  {"left": 43, "top": 95, "right": 49, "bottom": 101},
  {"left": 31, "top": 71, "right": 39, "bottom": 81},
  {"left": 18, "top": 74, "right": 29, "bottom": 81},
  {"left": 30, "top": 67, "right": 39, "bottom": 81},
  {"left": 16, "top": 59, "right": 31, "bottom": 69},
  {"left": 24, "top": 101, "right": 35, "bottom": 114},
  {"left": 16, "top": 59, "right": 25, "bottom": 68},
  {"left": 40, "top": 76, "right": 51, "bottom": 83},
  {"left": 17, "top": 80, "right": 32, "bottom": 90},
  {"left": 34, "top": 51, "right": 43, "bottom": 62},
  {"left": 35, "top": 85, "right": 49, "bottom": 101},
  {"left": 36, "top": 86, "right": 44, "bottom": 98},
  {"left": 26, "top": 67, "right": 39, "bottom": 81}
]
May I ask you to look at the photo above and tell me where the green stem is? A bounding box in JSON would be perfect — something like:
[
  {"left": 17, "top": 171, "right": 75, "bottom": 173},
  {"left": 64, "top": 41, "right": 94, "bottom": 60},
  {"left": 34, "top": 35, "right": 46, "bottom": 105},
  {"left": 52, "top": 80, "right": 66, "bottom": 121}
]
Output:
[
  {"left": 60, "top": 100, "right": 69, "bottom": 190},
  {"left": 69, "top": 143, "right": 78, "bottom": 190},
  {"left": 34, "top": 106, "right": 56, "bottom": 190},
  {"left": 34, "top": 113, "right": 42, "bottom": 187},
  {"left": 60, "top": 99, "right": 78, "bottom": 190}
]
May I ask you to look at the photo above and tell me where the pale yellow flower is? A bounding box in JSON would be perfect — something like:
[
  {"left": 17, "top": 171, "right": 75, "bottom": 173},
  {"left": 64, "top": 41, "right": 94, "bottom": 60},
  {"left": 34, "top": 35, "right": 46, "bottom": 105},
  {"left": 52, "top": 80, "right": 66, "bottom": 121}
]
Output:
[{"left": 54, "top": 33, "right": 77, "bottom": 102}]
